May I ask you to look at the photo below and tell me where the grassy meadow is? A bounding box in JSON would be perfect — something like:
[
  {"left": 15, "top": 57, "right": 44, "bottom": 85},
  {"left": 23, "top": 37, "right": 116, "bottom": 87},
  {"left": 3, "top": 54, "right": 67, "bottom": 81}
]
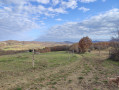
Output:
[{"left": 0, "top": 51, "right": 119, "bottom": 90}]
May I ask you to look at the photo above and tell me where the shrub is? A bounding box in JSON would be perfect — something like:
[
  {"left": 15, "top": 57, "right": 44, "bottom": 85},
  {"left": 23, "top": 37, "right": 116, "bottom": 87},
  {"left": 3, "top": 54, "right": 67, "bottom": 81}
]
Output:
[
  {"left": 109, "top": 30, "right": 119, "bottom": 61},
  {"left": 79, "top": 36, "right": 92, "bottom": 53},
  {"left": 69, "top": 43, "right": 79, "bottom": 53},
  {"left": 109, "top": 48, "right": 119, "bottom": 61},
  {"left": 91, "top": 42, "right": 109, "bottom": 50},
  {"left": 50, "top": 45, "right": 69, "bottom": 51},
  {"left": 37, "top": 45, "right": 69, "bottom": 53},
  {"left": 0, "top": 50, "right": 27, "bottom": 55}
]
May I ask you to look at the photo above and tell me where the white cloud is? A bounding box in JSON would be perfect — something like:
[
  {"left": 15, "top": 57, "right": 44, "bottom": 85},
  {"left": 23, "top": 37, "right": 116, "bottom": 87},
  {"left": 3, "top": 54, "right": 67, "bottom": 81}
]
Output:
[
  {"left": 37, "top": 0, "right": 50, "bottom": 4},
  {"left": 54, "top": 8, "right": 67, "bottom": 13},
  {"left": 37, "top": 8, "right": 119, "bottom": 41},
  {"left": 0, "top": 0, "right": 71, "bottom": 40},
  {"left": 0, "top": 13, "right": 39, "bottom": 40},
  {"left": 48, "top": 7, "right": 67, "bottom": 14},
  {"left": 55, "top": 18, "right": 62, "bottom": 21},
  {"left": 52, "top": 0, "right": 59, "bottom": 5},
  {"left": 0, "top": 0, "right": 114, "bottom": 41},
  {"left": 79, "top": 0, "right": 96, "bottom": 3},
  {"left": 38, "top": 5, "right": 46, "bottom": 11},
  {"left": 61, "top": 0, "right": 78, "bottom": 9},
  {"left": 0, "top": 10, "right": 39, "bottom": 32},
  {"left": 3, "top": 7, "right": 12, "bottom": 12},
  {"left": 0, "top": 0, "right": 26, "bottom": 5},
  {"left": 78, "top": 7, "right": 90, "bottom": 12}
]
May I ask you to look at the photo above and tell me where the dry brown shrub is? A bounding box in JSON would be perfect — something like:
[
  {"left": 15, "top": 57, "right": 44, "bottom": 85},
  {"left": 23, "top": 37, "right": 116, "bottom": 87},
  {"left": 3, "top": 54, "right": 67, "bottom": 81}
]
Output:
[{"left": 79, "top": 36, "right": 92, "bottom": 53}]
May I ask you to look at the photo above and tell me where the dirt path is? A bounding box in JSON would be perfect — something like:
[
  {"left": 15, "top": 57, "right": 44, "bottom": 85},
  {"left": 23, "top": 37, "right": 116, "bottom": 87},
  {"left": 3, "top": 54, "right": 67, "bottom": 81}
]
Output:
[{"left": 38, "top": 51, "right": 119, "bottom": 90}]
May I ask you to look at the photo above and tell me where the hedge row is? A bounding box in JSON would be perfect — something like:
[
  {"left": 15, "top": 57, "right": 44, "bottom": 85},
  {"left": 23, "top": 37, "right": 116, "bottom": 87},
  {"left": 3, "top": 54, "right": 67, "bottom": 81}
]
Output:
[{"left": 0, "top": 50, "right": 27, "bottom": 55}]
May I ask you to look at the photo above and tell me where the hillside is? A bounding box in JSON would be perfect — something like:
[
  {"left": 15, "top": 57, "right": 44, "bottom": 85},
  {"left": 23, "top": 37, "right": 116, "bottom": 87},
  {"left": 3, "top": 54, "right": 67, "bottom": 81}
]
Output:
[{"left": 0, "top": 40, "right": 71, "bottom": 51}]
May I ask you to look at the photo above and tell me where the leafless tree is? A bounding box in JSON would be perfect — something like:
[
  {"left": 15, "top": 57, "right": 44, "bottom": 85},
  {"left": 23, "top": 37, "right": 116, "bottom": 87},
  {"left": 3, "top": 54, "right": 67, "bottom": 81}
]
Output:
[{"left": 109, "top": 25, "right": 119, "bottom": 61}]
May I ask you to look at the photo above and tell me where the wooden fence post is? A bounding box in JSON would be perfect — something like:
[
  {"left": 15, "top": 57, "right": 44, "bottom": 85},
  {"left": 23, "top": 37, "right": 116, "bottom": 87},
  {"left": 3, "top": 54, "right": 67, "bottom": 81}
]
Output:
[
  {"left": 109, "top": 49, "right": 111, "bottom": 56},
  {"left": 32, "top": 49, "right": 35, "bottom": 68},
  {"left": 98, "top": 46, "right": 101, "bottom": 60},
  {"left": 68, "top": 51, "right": 70, "bottom": 60},
  {"left": 99, "top": 47, "right": 101, "bottom": 56},
  {"left": 72, "top": 50, "right": 74, "bottom": 55}
]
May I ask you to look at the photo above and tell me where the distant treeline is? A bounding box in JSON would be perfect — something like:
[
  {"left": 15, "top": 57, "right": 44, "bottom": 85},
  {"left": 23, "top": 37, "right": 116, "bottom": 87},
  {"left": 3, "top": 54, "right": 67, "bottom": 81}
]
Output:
[
  {"left": 33, "top": 45, "right": 70, "bottom": 53},
  {"left": 91, "top": 42, "right": 109, "bottom": 50},
  {"left": 33, "top": 37, "right": 111, "bottom": 54}
]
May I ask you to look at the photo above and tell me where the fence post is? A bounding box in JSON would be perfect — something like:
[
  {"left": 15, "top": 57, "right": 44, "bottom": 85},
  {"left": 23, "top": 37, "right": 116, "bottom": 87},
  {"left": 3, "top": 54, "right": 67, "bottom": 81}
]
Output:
[
  {"left": 109, "top": 49, "right": 111, "bottom": 56},
  {"left": 73, "top": 50, "right": 74, "bottom": 55},
  {"left": 69, "top": 51, "right": 70, "bottom": 60},
  {"left": 32, "top": 49, "right": 35, "bottom": 68},
  {"left": 99, "top": 47, "right": 101, "bottom": 56}
]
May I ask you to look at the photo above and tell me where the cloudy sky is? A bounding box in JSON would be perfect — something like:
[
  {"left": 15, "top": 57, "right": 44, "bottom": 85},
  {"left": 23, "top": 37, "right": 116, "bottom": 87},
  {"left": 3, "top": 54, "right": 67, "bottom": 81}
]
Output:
[{"left": 0, "top": 0, "right": 119, "bottom": 42}]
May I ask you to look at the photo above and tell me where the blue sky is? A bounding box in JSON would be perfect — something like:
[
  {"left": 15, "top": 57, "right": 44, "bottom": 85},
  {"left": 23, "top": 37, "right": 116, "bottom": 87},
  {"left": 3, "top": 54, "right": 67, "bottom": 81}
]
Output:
[{"left": 0, "top": 0, "right": 119, "bottom": 42}]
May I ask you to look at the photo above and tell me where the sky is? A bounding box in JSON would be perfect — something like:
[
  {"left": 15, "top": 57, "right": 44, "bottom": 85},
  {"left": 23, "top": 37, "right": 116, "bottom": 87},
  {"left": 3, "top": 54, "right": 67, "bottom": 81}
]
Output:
[{"left": 0, "top": 0, "right": 119, "bottom": 42}]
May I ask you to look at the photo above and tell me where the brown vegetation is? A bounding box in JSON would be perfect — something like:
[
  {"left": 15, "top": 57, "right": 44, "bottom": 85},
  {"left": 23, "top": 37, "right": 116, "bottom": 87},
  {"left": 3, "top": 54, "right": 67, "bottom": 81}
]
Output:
[
  {"left": 91, "top": 42, "right": 109, "bottom": 50},
  {"left": 50, "top": 45, "right": 69, "bottom": 51},
  {"left": 38, "top": 47, "right": 51, "bottom": 53},
  {"left": 69, "top": 43, "right": 79, "bottom": 53},
  {"left": 0, "top": 50, "right": 27, "bottom": 55},
  {"left": 79, "top": 36, "right": 92, "bottom": 53},
  {"left": 34, "top": 45, "right": 70, "bottom": 53},
  {"left": 109, "top": 30, "right": 119, "bottom": 61}
]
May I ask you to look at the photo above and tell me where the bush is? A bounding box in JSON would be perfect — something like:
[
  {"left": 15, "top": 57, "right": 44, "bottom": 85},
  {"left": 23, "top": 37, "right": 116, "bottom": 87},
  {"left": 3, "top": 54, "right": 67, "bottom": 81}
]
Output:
[
  {"left": 79, "top": 36, "right": 92, "bottom": 53},
  {"left": 69, "top": 43, "right": 79, "bottom": 53},
  {"left": 91, "top": 42, "right": 109, "bottom": 50},
  {"left": 50, "top": 45, "right": 69, "bottom": 51},
  {"left": 109, "top": 48, "right": 119, "bottom": 61},
  {"left": 0, "top": 50, "right": 27, "bottom": 55},
  {"left": 109, "top": 30, "right": 119, "bottom": 61},
  {"left": 37, "top": 45, "right": 69, "bottom": 53}
]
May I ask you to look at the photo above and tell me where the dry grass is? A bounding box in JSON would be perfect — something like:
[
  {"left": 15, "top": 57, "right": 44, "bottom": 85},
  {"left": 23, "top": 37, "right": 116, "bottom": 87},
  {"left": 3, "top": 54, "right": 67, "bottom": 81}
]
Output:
[
  {"left": 1, "top": 42, "right": 69, "bottom": 51},
  {"left": 2, "top": 44, "right": 44, "bottom": 51}
]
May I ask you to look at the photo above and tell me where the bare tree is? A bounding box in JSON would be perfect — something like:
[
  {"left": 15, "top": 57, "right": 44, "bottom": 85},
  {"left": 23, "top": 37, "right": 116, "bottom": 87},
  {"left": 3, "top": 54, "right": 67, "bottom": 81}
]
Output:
[
  {"left": 109, "top": 25, "right": 119, "bottom": 61},
  {"left": 110, "top": 26, "right": 119, "bottom": 48}
]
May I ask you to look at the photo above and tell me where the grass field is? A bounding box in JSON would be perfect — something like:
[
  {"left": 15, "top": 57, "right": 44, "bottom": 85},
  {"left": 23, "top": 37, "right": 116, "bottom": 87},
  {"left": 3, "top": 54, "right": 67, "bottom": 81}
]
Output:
[{"left": 0, "top": 51, "right": 119, "bottom": 90}]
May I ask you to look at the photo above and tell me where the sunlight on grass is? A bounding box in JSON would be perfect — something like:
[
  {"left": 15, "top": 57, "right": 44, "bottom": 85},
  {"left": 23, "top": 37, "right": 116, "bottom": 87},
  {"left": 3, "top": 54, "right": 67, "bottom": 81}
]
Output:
[{"left": 0, "top": 51, "right": 79, "bottom": 72}]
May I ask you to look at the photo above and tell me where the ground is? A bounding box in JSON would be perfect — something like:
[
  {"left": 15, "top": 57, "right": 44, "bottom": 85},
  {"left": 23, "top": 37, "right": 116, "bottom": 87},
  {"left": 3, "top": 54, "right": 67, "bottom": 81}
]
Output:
[{"left": 0, "top": 50, "right": 119, "bottom": 90}]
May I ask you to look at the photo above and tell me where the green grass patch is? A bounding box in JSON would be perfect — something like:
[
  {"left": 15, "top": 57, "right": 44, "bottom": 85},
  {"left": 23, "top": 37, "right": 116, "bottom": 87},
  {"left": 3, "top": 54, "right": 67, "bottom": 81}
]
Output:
[
  {"left": 0, "top": 51, "right": 79, "bottom": 74},
  {"left": 15, "top": 88, "right": 22, "bottom": 90},
  {"left": 68, "top": 80, "right": 72, "bottom": 83},
  {"left": 78, "top": 77, "right": 84, "bottom": 80}
]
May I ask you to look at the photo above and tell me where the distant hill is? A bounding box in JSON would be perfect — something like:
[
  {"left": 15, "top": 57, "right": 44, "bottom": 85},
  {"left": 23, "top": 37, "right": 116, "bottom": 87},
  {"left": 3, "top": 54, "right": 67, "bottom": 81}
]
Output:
[
  {"left": 0, "top": 40, "right": 71, "bottom": 51},
  {"left": 63, "top": 41, "right": 74, "bottom": 44},
  {"left": 92, "top": 40, "right": 109, "bottom": 43},
  {"left": 0, "top": 40, "right": 72, "bottom": 45}
]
